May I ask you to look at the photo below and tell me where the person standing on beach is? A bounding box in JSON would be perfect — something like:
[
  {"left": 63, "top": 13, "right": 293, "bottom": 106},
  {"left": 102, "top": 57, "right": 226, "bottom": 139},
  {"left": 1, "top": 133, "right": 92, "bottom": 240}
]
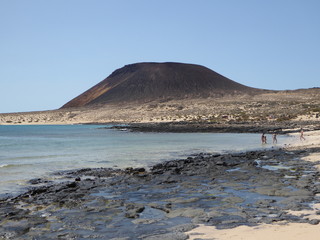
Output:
[
  {"left": 261, "top": 133, "right": 267, "bottom": 144},
  {"left": 300, "top": 128, "right": 306, "bottom": 141},
  {"left": 272, "top": 132, "right": 277, "bottom": 144}
]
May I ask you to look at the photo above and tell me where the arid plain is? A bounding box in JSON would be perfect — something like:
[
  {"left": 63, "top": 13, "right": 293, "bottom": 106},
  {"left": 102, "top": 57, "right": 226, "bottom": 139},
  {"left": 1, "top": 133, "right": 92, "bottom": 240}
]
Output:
[{"left": 1, "top": 88, "right": 319, "bottom": 130}]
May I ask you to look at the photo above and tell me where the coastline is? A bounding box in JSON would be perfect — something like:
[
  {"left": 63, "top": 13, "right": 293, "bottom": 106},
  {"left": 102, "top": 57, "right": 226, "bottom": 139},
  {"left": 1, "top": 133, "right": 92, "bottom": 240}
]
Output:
[
  {"left": 186, "top": 130, "right": 320, "bottom": 240},
  {"left": 0, "top": 127, "right": 319, "bottom": 239}
]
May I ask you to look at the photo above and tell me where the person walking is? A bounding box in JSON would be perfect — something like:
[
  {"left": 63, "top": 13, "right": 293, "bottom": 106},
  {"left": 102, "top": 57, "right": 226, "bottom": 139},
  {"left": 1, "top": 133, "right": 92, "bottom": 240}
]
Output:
[
  {"left": 261, "top": 133, "right": 267, "bottom": 144},
  {"left": 272, "top": 132, "right": 277, "bottom": 144},
  {"left": 300, "top": 128, "right": 306, "bottom": 141}
]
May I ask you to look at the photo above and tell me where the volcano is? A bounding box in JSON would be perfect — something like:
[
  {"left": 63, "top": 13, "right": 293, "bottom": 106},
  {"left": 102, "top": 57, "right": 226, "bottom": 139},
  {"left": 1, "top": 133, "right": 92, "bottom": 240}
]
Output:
[{"left": 62, "top": 62, "right": 261, "bottom": 108}]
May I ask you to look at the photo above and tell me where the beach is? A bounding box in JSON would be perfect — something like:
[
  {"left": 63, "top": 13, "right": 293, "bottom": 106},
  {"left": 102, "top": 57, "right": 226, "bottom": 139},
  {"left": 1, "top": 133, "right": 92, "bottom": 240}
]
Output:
[
  {"left": 2, "top": 1, "right": 320, "bottom": 238},
  {"left": 0, "top": 126, "right": 319, "bottom": 239},
  {"left": 187, "top": 221, "right": 320, "bottom": 240},
  {"left": 187, "top": 130, "right": 320, "bottom": 240},
  {"left": 0, "top": 125, "right": 277, "bottom": 197}
]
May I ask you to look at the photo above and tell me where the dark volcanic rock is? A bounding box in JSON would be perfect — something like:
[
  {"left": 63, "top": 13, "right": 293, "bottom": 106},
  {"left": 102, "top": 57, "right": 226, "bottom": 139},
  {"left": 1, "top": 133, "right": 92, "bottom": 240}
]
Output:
[
  {"left": 62, "top": 62, "right": 261, "bottom": 108},
  {"left": 109, "top": 121, "right": 318, "bottom": 134},
  {"left": 1, "top": 147, "right": 320, "bottom": 239}
]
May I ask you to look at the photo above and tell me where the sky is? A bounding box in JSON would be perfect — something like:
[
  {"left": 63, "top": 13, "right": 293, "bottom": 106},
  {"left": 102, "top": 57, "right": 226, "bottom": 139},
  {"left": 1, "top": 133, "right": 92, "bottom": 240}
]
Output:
[{"left": 1, "top": 0, "right": 320, "bottom": 113}]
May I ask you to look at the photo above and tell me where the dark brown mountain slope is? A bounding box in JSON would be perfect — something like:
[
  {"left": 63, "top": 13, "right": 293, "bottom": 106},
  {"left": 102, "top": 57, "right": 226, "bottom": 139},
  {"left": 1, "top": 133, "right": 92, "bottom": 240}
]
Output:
[{"left": 62, "top": 62, "right": 262, "bottom": 108}]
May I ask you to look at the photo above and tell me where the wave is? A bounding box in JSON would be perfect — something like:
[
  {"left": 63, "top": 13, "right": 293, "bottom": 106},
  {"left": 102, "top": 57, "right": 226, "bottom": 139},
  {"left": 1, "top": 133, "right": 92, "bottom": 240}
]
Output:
[
  {"left": 0, "top": 163, "right": 34, "bottom": 169},
  {"left": 6, "top": 154, "right": 77, "bottom": 161},
  {"left": 0, "top": 164, "right": 11, "bottom": 168}
]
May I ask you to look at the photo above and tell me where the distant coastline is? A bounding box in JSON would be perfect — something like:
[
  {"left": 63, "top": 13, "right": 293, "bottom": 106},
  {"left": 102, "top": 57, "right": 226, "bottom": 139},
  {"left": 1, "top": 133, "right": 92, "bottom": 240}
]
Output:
[{"left": 1, "top": 88, "right": 319, "bottom": 130}]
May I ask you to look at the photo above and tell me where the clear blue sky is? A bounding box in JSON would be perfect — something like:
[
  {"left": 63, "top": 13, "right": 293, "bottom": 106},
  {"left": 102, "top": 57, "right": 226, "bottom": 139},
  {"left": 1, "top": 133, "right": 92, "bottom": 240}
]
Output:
[{"left": 1, "top": 0, "right": 319, "bottom": 113}]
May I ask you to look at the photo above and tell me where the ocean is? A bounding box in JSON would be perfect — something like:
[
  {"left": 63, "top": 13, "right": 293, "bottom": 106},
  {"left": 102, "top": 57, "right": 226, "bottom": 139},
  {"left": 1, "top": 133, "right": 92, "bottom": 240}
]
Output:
[{"left": 0, "top": 125, "right": 291, "bottom": 197}]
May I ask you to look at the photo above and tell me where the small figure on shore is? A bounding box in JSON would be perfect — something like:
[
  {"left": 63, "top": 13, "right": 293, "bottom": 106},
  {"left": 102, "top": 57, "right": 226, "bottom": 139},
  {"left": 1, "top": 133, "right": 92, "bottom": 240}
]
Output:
[
  {"left": 261, "top": 133, "right": 267, "bottom": 144},
  {"left": 272, "top": 132, "right": 277, "bottom": 144},
  {"left": 300, "top": 128, "right": 306, "bottom": 141}
]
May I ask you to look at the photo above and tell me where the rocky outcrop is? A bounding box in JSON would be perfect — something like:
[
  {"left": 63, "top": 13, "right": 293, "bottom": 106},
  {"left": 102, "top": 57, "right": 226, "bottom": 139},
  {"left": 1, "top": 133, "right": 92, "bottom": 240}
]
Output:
[{"left": 1, "top": 147, "right": 320, "bottom": 239}]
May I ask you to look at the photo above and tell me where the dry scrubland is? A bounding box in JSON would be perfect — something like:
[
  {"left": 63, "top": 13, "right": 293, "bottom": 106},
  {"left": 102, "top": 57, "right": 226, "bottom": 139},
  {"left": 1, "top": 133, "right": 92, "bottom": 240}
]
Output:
[{"left": 1, "top": 89, "right": 319, "bottom": 125}]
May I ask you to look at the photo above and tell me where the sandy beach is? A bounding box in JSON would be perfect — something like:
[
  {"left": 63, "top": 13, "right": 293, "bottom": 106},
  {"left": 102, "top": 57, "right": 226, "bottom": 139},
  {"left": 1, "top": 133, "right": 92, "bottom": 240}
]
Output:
[
  {"left": 186, "top": 130, "right": 320, "bottom": 240},
  {"left": 187, "top": 221, "right": 320, "bottom": 240},
  {"left": 0, "top": 127, "right": 319, "bottom": 239},
  {"left": 1, "top": 123, "right": 320, "bottom": 239}
]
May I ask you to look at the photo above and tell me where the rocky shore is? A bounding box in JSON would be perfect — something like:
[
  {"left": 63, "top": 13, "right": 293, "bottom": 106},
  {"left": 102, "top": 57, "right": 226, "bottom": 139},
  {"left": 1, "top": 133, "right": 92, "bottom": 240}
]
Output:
[
  {"left": 1, "top": 142, "right": 320, "bottom": 239},
  {"left": 110, "top": 121, "right": 320, "bottom": 134}
]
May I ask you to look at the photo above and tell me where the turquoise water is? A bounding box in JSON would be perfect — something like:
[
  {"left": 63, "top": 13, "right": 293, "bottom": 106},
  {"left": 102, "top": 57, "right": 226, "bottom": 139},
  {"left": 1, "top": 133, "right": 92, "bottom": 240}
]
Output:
[{"left": 0, "top": 125, "right": 290, "bottom": 197}]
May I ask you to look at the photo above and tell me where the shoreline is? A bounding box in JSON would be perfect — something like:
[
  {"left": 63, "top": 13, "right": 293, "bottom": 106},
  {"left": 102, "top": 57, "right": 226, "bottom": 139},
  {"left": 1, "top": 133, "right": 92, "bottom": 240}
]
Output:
[
  {"left": 3, "top": 120, "right": 318, "bottom": 133},
  {"left": 0, "top": 129, "right": 319, "bottom": 239},
  {"left": 2, "top": 120, "right": 319, "bottom": 134},
  {"left": 0, "top": 125, "right": 293, "bottom": 200},
  {"left": 186, "top": 130, "right": 320, "bottom": 240}
]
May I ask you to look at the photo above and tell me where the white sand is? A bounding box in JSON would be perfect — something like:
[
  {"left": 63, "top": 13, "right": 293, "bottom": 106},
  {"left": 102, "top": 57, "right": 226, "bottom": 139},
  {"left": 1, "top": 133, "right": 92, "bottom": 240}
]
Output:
[
  {"left": 187, "top": 222, "right": 320, "bottom": 240},
  {"left": 186, "top": 130, "right": 320, "bottom": 240},
  {"left": 286, "top": 130, "right": 320, "bottom": 149}
]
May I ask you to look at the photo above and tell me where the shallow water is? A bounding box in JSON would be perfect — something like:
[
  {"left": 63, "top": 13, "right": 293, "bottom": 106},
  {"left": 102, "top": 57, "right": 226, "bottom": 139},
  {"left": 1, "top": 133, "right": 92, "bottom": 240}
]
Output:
[{"left": 0, "top": 125, "right": 291, "bottom": 196}]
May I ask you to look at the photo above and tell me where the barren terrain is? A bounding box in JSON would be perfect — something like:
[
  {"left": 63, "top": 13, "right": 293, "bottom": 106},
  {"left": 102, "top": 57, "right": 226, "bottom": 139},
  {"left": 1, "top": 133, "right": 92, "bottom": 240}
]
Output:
[{"left": 1, "top": 89, "right": 319, "bottom": 129}]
